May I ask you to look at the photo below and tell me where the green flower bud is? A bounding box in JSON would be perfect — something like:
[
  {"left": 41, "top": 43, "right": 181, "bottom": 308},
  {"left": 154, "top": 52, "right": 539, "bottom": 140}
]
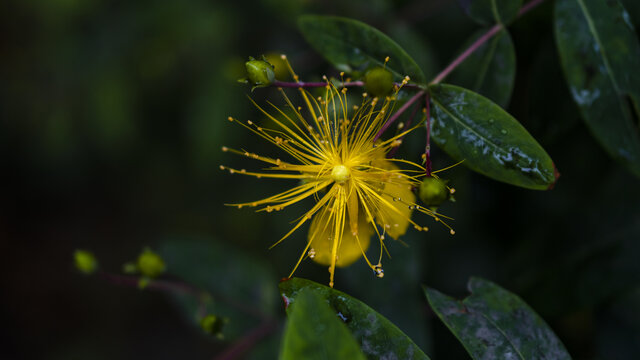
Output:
[
  {"left": 245, "top": 56, "right": 275, "bottom": 90},
  {"left": 74, "top": 250, "right": 98, "bottom": 275},
  {"left": 419, "top": 176, "right": 449, "bottom": 208},
  {"left": 201, "top": 314, "right": 225, "bottom": 337},
  {"left": 137, "top": 248, "right": 165, "bottom": 278},
  {"left": 364, "top": 67, "right": 394, "bottom": 98}
]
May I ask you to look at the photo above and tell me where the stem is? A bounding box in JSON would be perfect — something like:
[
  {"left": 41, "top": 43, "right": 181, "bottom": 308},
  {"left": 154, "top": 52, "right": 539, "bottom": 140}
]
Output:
[
  {"left": 273, "top": 80, "right": 364, "bottom": 88},
  {"left": 100, "top": 272, "right": 268, "bottom": 320},
  {"left": 424, "top": 93, "right": 432, "bottom": 176},
  {"left": 519, "top": 0, "right": 546, "bottom": 15},
  {"left": 374, "top": 90, "right": 425, "bottom": 142},
  {"left": 213, "top": 320, "right": 277, "bottom": 360},
  {"left": 387, "top": 98, "right": 422, "bottom": 158},
  {"left": 430, "top": 0, "right": 546, "bottom": 85},
  {"left": 272, "top": 80, "right": 423, "bottom": 90}
]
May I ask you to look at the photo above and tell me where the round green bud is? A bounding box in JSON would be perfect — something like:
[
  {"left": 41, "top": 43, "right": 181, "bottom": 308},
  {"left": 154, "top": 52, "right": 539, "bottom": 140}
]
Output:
[
  {"left": 137, "top": 248, "right": 165, "bottom": 278},
  {"left": 364, "top": 67, "right": 394, "bottom": 97},
  {"left": 201, "top": 314, "right": 225, "bottom": 336},
  {"left": 419, "top": 177, "right": 449, "bottom": 207},
  {"left": 74, "top": 250, "right": 98, "bottom": 275},
  {"left": 245, "top": 57, "right": 275, "bottom": 88}
]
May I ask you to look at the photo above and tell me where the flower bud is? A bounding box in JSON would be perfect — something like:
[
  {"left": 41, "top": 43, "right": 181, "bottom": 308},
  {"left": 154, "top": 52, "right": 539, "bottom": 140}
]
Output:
[
  {"left": 364, "top": 67, "right": 394, "bottom": 98},
  {"left": 74, "top": 250, "right": 98, "bottom": 275},
  {"left": 137, "top": 248, "right": 165, "bottom": 278},
  {"left": 245, "top": 56, "right": 275, "bottom": 89},
  {"left": 201, "top": 314, "right": 226, "bottom": 338},
  {"left": 419, "top": 176, "right": 449, "bottom": 208}
]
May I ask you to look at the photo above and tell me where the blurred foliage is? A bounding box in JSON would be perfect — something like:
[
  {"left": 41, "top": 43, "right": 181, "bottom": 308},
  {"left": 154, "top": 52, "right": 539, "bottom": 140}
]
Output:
[{"left": 2, "top": 0, "right": 639, "bottom": 359}]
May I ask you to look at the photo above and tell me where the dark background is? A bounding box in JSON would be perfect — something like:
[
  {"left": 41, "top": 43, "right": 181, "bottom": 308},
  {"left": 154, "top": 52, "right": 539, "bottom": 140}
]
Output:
[{"left": 1, "top": 0, "right": 639, "bottom": 359}]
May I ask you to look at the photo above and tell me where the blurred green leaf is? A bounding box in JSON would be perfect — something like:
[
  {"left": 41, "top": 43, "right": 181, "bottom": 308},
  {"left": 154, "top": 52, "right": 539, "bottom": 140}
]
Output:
[
  {"left": 279, "top": 278, "right": 431, "bottom": 360},
  {"left": 279, "top": 288, "right": 366, "bottom": 360},
  {"left": 159, "top": 237, "right": 278, "bottom": 340},
  {"left": 428, "top": 84, "right": 558, "bottom": 190},
  {"left": 460, "top": 0, "right": 523, "bottom": 25},
  {"left": 424, "top": 277, "right": 572, "bottom": 360},
  {"left": 449, "top": 29, "right": 516, "bottom": 107},
  {"left": 555, "top": 0, "right": 640, "bottom": 177},
  {"left": 297, "top": 15, "right": 426, "bottom": 84}
]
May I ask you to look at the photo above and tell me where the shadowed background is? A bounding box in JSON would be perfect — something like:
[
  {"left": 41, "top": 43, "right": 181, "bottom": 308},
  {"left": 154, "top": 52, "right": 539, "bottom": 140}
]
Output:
[{"left": 1, "top": 0, "right": 639, "bottom": 359}]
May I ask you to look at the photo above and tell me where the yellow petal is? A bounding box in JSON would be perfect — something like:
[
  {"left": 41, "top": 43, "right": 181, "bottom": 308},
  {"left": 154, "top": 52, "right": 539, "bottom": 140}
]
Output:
[
  {"left": 308, "top": 214, "right": 372, "bottom": 268},
  {"left": 373, "top": 159, "right": 415, "bottom": 240}
]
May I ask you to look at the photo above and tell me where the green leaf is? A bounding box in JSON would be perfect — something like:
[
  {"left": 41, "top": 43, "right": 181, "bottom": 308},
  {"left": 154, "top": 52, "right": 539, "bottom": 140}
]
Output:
[
  {"left": 424, "top": 277, "right": 572, "bottom": 360},
  {"left": 449, "top": 28, "right": 516, "bottom": 107},
  {"left": 279, "top": 288, "right": 366, "bottom": 360},
  {"left": 555, "top": 0, "right": 640, "bottom": 177},
  {"left": 428, "top": 83, "right": 558, "bottom": 190},
  {"left": 280, "top": 278, "right": 431, "bottom": 360},
  {"left": 460, "top": 0, "right": 523, "bottom": 25},
  {"left": 297, "top": 15, "right": 426, "bottom": 84}
]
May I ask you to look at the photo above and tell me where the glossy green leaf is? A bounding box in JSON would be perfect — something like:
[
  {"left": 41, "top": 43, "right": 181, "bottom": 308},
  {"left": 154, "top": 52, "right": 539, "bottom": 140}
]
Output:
[
  {"left": 460, "top": 0, "right": 523, "bottom": 25},
  {"left": 279, "top": 278, "right": 431, "bottom": 360},
  {"left": 280, "top": 289, "right": 366, "bottom": 360},
  {"left": 428, "top": 84, "right": 558, "bottom": 190},
  {"left": 555, "top": 0, "right": 640, "bottom": 177},
  {"left": 297, "top": 15, "right": 426, "bottom": 84},
  {"left": 449, "top": 28, "right": 516, "bottom": 107},
  {"left": 424, "top": 277, "right": 572, "bottom": 360}
]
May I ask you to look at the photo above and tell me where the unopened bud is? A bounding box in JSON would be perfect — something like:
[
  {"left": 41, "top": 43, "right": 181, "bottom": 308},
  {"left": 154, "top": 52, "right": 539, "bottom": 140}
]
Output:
[
  {"left": 137, "top": 248, "right": 165, "bottom": 278},
  {"left": 418, "top": 176, "right": 449, "bottom": 208},
  {"left": 364, "top": 67, "right": 394, "bottom": 98},
  {"left": 244, "top": 56, "right": 275, "bottom": 90},
  {"left": 74, "top": 250, "right": 98, "bottom": 275}
]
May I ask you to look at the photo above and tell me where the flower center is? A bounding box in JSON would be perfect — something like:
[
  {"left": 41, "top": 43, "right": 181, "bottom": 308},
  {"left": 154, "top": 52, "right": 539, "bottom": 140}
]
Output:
[{"left": 331, "top": 164, "right": 350, "bottom": 183}]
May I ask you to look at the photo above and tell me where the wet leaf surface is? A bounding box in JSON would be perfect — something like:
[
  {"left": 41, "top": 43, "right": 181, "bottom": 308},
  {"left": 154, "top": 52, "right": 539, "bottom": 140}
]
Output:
[
  {"left": 279, "top": 277, "right": 431, "bottom": 360},
  {"left": 424, "top": 277, "right": 572, "bottom": 360},
  {"left": 280, "top": 288, "right": 366, "bottom": 360},
  {"left": 298, "top": 15, "right": 426, "bottom": 84},
  {"left": 555, "top": 0, "right": 640, "bottom": 177},
  {"left": 428, "top": 83, "right": 557, "bottom": 190}
]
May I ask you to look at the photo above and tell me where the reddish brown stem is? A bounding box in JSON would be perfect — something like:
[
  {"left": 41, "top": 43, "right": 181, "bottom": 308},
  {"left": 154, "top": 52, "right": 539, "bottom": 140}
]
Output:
[
  {"left": 425, "top": 93, "right": 432, "bottom": 176},
  {"left": 374, "top": 90, "right": 426, "bottom": 142},
  {"left": 387, "top": 98, "right": 422, "bottom": 158},
  {"left": 99, "top": 272, "right": 267, "bottom": 320},
  {"left": 430, "top": 0, "right": 546, "bottom": 85},
  {"left": 213, "top": 320, "right": 278, "bottom": 360},
  {"left": 272, "top": 80, "right": 423, "bottom": 90}
]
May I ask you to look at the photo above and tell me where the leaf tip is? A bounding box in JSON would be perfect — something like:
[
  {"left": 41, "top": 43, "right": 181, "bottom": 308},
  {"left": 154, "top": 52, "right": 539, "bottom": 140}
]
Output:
[{"left": 547, "top": 163, "right": 561, "bottom": 190}]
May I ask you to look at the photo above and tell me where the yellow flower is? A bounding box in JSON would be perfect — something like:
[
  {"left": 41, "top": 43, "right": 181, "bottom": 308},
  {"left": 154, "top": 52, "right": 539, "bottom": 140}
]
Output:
[{"left": 222, "top": 73, "right": 452, "bottom": 287}]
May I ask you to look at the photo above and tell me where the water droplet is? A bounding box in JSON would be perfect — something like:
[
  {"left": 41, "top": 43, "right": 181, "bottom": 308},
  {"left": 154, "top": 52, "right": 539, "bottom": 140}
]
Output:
[
  {"left": 501, "top": 129, "right": 507, "bottom": 135},
  {"left": 373, "top": 265, "right": 384, "bottom": 278}
]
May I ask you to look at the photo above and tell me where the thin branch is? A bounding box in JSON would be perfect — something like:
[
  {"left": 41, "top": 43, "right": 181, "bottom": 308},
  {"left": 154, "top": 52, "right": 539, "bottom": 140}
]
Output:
[
  {"left": 213, "top": 320, "right": 278, "bottom": 360},
  {"left": 99, "top": 272, "right": 268, "bottom": 320},
  {"left": 430, "top": 0, "right": 546, "bottom": 85},
  {"left": 273, "top": 80, "right": 363, "bottom": 88},
  {"left": 374, "top": 90, "right": 425, "bottom": 142},
  {"left": 272, "top": 80, "right": 423, "bottom": 90},
  {"left": 424, "top": 92, "right": 432, "bottom": 176},
  {"left": 387, "top": 97, "right": 422, "bottom": 158}
]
